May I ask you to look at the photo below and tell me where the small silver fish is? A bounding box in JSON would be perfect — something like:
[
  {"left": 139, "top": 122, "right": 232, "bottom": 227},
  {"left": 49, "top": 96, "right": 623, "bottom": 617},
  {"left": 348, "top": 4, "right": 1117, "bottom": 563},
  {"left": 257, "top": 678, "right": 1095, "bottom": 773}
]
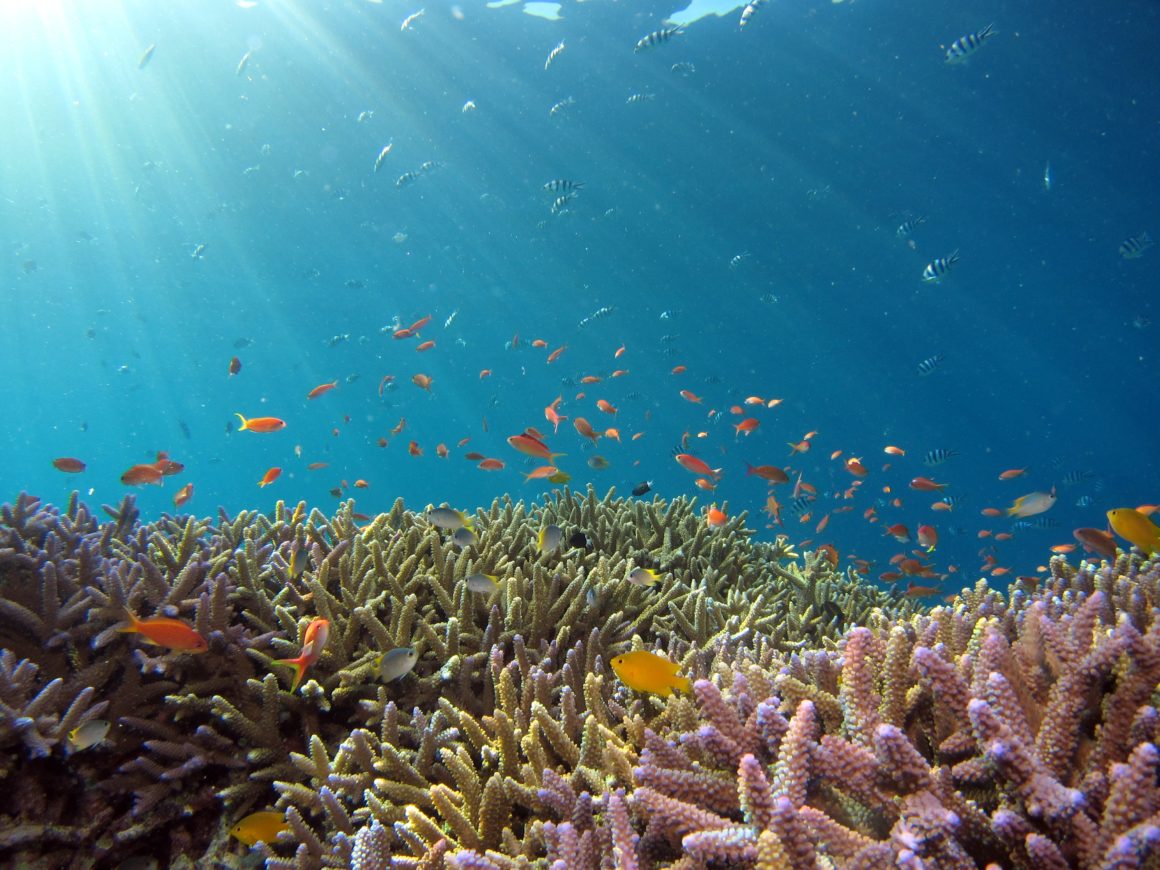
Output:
[
  {"left": 378, "top": 647, "right": 419, "bottom": 681},
  {"left": 68, "top": 719, "right": 111, "bottom": 752},
  {"left": 538, "top": 524, "right": 563, "bottom": 554},
  {"left": 627, "top": 567, "right": 661, "bottom": 587},
  {"left": 544, "top": 40, "right": 566, "bottom": 71},
  {"left": 549, "top": 96, "right": 576, "bottom": 118},
  {"left": 138, "top": 44, "right": 156, "bottom": 70},
  {"left": 427, "top": 507, "right": 473, "bottom": 531},
  {"left": 400, "top": 9, "right": 425, "bottom": 31},
  {"left": 634, "top": 27, "right": 682, "bottom": 53},
  {"left": 236, "top": 50, "right": 253, "bottom": 77},
  {"left": 465, "top": 573, "right": 499, "bottom": 594},
  {"left": 374, "top": 144, "right": 393, "bottom": 173},
  {"left": 451, "top": 526, "right": 477, "bottom": 549}
]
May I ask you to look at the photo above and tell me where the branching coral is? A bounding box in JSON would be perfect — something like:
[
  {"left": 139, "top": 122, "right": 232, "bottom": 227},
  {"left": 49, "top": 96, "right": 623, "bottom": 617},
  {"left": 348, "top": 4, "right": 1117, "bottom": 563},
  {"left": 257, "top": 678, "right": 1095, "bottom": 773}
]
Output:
[{"left": 3, "top": 488, "right": 1158, "bottom": 870}]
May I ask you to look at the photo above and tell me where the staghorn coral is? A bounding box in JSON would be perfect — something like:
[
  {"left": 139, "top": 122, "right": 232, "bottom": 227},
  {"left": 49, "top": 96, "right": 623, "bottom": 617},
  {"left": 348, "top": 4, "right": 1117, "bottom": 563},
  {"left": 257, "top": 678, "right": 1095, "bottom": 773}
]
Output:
[{"left": 3, "top": 488, "right": 1158, "bottom": 869}]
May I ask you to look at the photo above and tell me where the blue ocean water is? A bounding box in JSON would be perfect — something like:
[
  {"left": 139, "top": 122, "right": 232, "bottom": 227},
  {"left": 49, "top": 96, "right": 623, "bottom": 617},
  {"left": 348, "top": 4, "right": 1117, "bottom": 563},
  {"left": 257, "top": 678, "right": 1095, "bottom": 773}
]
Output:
[{"left": 1, "top": 0, "right": 1156, "bottom": 593}]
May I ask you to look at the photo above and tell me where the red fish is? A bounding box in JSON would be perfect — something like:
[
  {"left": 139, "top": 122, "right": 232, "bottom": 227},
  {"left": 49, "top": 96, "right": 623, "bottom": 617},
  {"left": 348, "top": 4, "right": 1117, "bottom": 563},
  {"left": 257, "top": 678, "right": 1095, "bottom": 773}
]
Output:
[
  {"left": 478, "top": 458, "right": 505, "bottom": 470},
  {"left": 121, "top": 463, "right": 164, "bottom": 486},
  {"left": 507, "top": 433, "right": 559, "bottom": 460},
  {"left": 733, "top": 418, "right": 760, "bottom": 437},
  {"left": 173, "top": 483, "right": 194, "bottom": 509},
  {"left": 674, "top": 453, "right": 720, "bottom": 479},
  {"left": 916, "top": 524, "right": 938, "bottom": 551},
  {"left": 258, "top": 467, "right": 282, "bottom": 487},
  {"left": 1072, "top": 527, "right": 1117, "bottom": 559},
  {"left": 307, "top": 381, "right": 338, "bottom": 400},
  {"left": 909, "top": 477, "right": 947, "bottom": 492},
  {"left": 679, "top": 389, "right": 702, "bottom": 403},
  {"left": 273, "top": 617, "right": 329, "bottom": 691},
  {"left": 998, "top": 468, "right": 1027, "bottom": 480},
  {"left": 235, "top": 413, "right": 286, "bottom": 433},
  {"left": 412, "top": 373, "right": 433, "bottom": 391},
  {"left": 119, "top": 609, "right": 208, "bottom": 653},
  {"left": 573, "top": 417, "right": 600, "bottom": 444},
  {"left": 416, "top": 340, "right": 435, "bottom": 352},
  {"left": 228, "top": 356, "right": 242, "bottom": 376},
  {"left": 745, "top": 463, "right": 789, "bottom": 484},
  {"left": 52, "top": 457, "right": 86, "bottom": 473}
]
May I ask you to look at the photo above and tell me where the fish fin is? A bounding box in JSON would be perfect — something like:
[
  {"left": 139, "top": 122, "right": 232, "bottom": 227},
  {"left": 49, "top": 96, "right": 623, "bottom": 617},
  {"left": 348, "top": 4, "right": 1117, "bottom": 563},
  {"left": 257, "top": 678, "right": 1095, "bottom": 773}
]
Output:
[
  {"left": 116, "top": 609, "right": 140, "bottom": 634},
  {"left": 272, "top": 656, "right": 307, "bottom": 691},
  {"left": 235, "top": 412, "right": 248, "bottom": 431}
]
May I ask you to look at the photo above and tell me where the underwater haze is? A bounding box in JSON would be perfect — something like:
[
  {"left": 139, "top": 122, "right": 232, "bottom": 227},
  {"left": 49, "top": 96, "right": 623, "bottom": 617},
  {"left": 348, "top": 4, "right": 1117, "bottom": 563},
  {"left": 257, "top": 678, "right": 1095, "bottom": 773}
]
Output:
[{"left": 1, "top": 0, "right": 1157, "bottom": 594}]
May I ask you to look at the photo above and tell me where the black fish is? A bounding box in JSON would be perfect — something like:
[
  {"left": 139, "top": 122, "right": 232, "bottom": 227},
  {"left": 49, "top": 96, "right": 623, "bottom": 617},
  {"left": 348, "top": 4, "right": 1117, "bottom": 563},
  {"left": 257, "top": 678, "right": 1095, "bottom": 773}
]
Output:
[
  {"left": 632, "top": 481, "right": 652, "bottom": 497},
  {"left": 179, "top": 420, "right": 192, "bottom": 440},
  {"left": 568, "top": 531, "right": 589, "bottom": 549}
]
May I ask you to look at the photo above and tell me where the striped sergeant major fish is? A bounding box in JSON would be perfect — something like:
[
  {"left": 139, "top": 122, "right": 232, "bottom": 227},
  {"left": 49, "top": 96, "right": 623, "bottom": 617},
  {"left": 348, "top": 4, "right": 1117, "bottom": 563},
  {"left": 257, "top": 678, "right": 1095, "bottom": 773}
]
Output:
[
  {"left": 916, "top": 353, "right": 945, "bottom": 376},
  {"left": 944, "top": 23, "right": 995, "bottom": 65},
  {"left": 921, "top": 250, "right": 960, "bottom": 283},
  {"left": 550, "top": 194, "right": 576, "bottom": 215},
  {"left": 1061, "top": 469, "right": 1094, "bottom": 486},
  {"left": 922, "top": 448, "right": 958, "bottom": 466},
  {"left": 544, "top": 179, "right": 584, "bottom": 193},
  {"left": 544, "top": 41, "right": 566, "bottom": 71},
  {"left": 626, "top": 93, "right": 656, "bottom": 104},
  {"left": 635, "top": 26, "right": 682, "bottom": 53},
  {"left": 740, "top": 0, "right": 766, "bottom": 28},
  {"left": 671, "top": 62, "right": 696, "bottom": 76},
  {"left": 549, "top": 96, "right": 576, "bottom": 118},
  {"left": 896, "top": 216, "right": 927, "bottom": 238},
  {"left": 1012, "top": 516, "right": 1061, "bottom": 531},
  {"left": 1119, "top": 231, "right": 1153, "bottom": 259}
]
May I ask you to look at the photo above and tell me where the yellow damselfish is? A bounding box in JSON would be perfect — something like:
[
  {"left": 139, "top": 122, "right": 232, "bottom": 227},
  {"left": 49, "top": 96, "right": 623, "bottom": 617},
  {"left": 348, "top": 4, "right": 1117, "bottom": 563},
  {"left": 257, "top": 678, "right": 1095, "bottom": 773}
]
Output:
[
  {"left": 229, "top": 810, "right": 290, "bottom": 846},
  {"left": 610, "top": 650, "right": 690, "bottom": 696},
  {"left": 1107, "top": 508, "right": 1160, "bottom": 555}
]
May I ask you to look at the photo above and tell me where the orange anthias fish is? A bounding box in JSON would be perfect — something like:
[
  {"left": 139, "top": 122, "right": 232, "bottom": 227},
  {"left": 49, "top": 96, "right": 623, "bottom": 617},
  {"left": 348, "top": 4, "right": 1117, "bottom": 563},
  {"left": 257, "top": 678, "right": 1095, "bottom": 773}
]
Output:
[
  {"left": 674, "top": 453, "right": 721, "bottom": 479},
  {"left": 508, "top": 432, "right": 560, "bottom": 460},
  {"left": 273, "top": 617, "right": 329, "bottom": 691},
  {"left": 998, "top": 468, "right": 1027, "bottom": 480},
  {"left": 118, "top": 609, "right": 208, "bottom": 653},
  {"left": 121, "top": 463, "right": 164, "bottom": 486},
  {"left": 679, "top": 389, "right": 702, "bottom": 403},
  {"left": 412, "top": 373, "right": 433, "bottom": 391},
  {"left": 745, "top": 463, "right": 789, "bottom": 484},
  {"left": 235, "top": 413, "right": 286, "bottom": 433},
  {"left": 573, "top": 417, "right": 600, "bottom": 444},
  {"left": 478, "top": 458, "right": 505, "bottom": 470},
  {"left": 705, "top": 506, "right": 727, "bottom": 528},
  {"left": 307, "top": 381, "right": 338, "bottom": 400},
  {"left": 1072, "top": 527, "right": 1118, "bottom": 559},
  {"left": 733, "top": 418, "right": 760, "bottom": 437},
  {"left": 910, "top": 477, "right": 948, "bottom": 492},
  {"left": 52, "top": 457, "right": 86, "bottom": 473},
  {"left": 173, "top": 483, "right": 194, "bottom": 509},
  {"left": 610, "top": 650, "right": 690, "bottom": 696},
  {"left": 228, "top": 356, "right": 242, "bottom": 376},
  {"left": 258, "top": 467, "right": 282, "bottom": 487}
]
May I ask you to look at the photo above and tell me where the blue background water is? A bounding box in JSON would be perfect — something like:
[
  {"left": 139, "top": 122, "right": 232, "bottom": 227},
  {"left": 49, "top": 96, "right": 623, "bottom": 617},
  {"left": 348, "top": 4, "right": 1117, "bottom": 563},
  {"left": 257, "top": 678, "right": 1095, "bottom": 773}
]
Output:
[{"left": 1, "top": 0, "right": 1156, "bottom": 592}]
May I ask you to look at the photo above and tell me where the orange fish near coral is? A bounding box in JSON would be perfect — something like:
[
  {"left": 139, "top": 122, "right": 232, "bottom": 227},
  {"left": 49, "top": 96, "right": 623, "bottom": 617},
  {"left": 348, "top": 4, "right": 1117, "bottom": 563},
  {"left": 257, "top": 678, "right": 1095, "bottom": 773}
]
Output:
[
  {"left": 120, "top": 463, "right": 164, "bottom": 486},
  {"left": 118, "top": 609, "right": 208, "bottom": 653},
  {"left": 705, "top": 506, "right": 727, "bottom": 528},
  {"left": 235, "top": 413, "right": 286, "bottom": 433},
  {"left": 674, "top": 453, "right": 720, "bottom": 479},
  {"left": 173, "top": 483, "right": 194, "bottom": 509},
  {"left": 745, "top": 463, "right": 789, "bottom": 484},
  {"left": 258, "top": 467, "right": 282, "bottom": 488},
  {"left": 610, "top": 650, "right": 690, "bottom": 696},
  {"left": 272, "top": 617, "right": 329, "bottom": 691}
]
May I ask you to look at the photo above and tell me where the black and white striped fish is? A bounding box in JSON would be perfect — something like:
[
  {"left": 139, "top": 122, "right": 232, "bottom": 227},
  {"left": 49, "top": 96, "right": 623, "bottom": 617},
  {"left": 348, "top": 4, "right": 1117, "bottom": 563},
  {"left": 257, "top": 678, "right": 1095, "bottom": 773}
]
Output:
[
  {"left": 634, "top": 27, "right": 682, "bottom": 53},
  {"left": 544, "top": 41, "right": 566, "bottom": 71},
  {"left": 916, "top": 353, "right": 945, "bottom": 376},
  {"left": 549, "top": 97, "right": 576, "bottom": 119},
  {"left": 1012, "top": 516, "right": 1061, "bottom": 531},
  {"left": 550, "top": 194, "right": 575, "bottom": 215},
  {"left": 395, "top": 171, "right": 421, "bottom": 188},
  {"left": 896, "top": 216, "right": 927, "bottom": 238},
  {"left": 922, "top": 448, "right": 958, "bottom": 466},
  {"left": 544, "top": 179, "right": 584, "bottom": 193},
  {"left": 671, "top": 62, "right": 696, "bottom": 76},
  {"left": 1061, "top": 470, "right": 1094, "bottom": 486},
  {"left": 626, "top": 92, "right": 656, "bottom": 104},
  {"left": 740, "top": 0, "right": 766, "bottom": 29},
  {"left": 945, "top": 23, "right": 995, "bottom": 65},
  {"left": 921, "top": 250, "right": 960, "bottom": 283},
  {"left": 1119, "top": 231, "right": 1153, "bottom": 259}
]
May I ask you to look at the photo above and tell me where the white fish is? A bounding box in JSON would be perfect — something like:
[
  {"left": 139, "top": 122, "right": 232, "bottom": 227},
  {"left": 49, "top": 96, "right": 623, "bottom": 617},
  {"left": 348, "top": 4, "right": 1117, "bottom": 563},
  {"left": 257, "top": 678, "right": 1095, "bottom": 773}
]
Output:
[
  {"left": 451, "top": 526, "right": 476, "bottom": 549},
  {"left": 627, "top": 567, "right": 661, "bottom": 587},
  {"left": 138, "top": 44, "right": 156, "bottom": 70},
  {"left": 740, "top": 0, "right": 765, "bottom": 29},
  {"left": 378, "top": 647, "right": 419, "bottom": 681},
  {"left": 444, "top": 308, "right": 459, "bottom": 329},
  {"left": 401, "top": 9, "right": 425, "bottom": 31},
  {"left": 374, "top": 144, "right": 393, "bottom": 173},
  {"left": 538, "top": 524, "right": 563, "bottom": 554},
  {"left": 544, "top": 40, "right": 565, "bottom": 71},
  {"left": 427, "top": 507, "right": 473, "bottom": 530},
  {"left": 462, "top": 100, "right": 476, "bottom": 113},
  {"left": 945, "top": 24, "right": 996, "bottom": 65},
  {"left": 357, "top": 110, "right": 375, "bottom": 123},
  {"left": 626, "top": 93, "right": 655, "bottom": 104},
  {"left": 68, "top": 719, "right": 111, "bottom": 752},
  {"left": 1043, "top": 161, "right": 1052, "bottom": 192},
  {"left": 549, "top": 96, "right": 575, "bottom": 119},
  {"left": 634, "top": 27, "right": 682, "bottom": 53},
  {"left": 236, "top": 50, "right": 253, "bottom": 77},
  {"left": 465, "top": 573, "right": 499, "bottom": 594}
]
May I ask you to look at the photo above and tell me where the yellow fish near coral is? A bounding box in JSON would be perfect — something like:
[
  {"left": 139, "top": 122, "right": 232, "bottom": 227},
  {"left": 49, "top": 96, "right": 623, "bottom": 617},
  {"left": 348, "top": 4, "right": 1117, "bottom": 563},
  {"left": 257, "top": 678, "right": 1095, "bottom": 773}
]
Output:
[
  {"left": 610, "top": 650, "right": 690, "bottom": 696},
  {"left": 229, "top": 810, "right": 290, "bottom": 846},
  {"left": 1107, "top": 508, "right": 1160, "bottom": 555}
]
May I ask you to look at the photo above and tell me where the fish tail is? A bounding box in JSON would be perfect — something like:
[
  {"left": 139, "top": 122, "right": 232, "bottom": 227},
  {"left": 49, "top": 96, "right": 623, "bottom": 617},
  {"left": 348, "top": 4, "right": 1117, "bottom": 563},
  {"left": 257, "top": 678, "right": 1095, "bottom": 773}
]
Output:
[
  {"left": 272, "top": 655, "right": 308, "bottom": 690},
  {"left": 235, "top": 412, "right": 249, "bottom": 431},
  {"left": 674, "top": 676, "right": 692, "bottom": 694},
  {"left": 116, "top": 608, "right": 140, "bottom": 634}
]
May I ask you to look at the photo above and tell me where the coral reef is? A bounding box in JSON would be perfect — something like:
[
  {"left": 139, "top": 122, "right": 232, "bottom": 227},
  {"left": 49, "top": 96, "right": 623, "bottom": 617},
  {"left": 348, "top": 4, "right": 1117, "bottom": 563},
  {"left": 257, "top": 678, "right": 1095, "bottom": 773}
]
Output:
[{"left": 1, "top": 487, "right": 1157, "bottom": 869}]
